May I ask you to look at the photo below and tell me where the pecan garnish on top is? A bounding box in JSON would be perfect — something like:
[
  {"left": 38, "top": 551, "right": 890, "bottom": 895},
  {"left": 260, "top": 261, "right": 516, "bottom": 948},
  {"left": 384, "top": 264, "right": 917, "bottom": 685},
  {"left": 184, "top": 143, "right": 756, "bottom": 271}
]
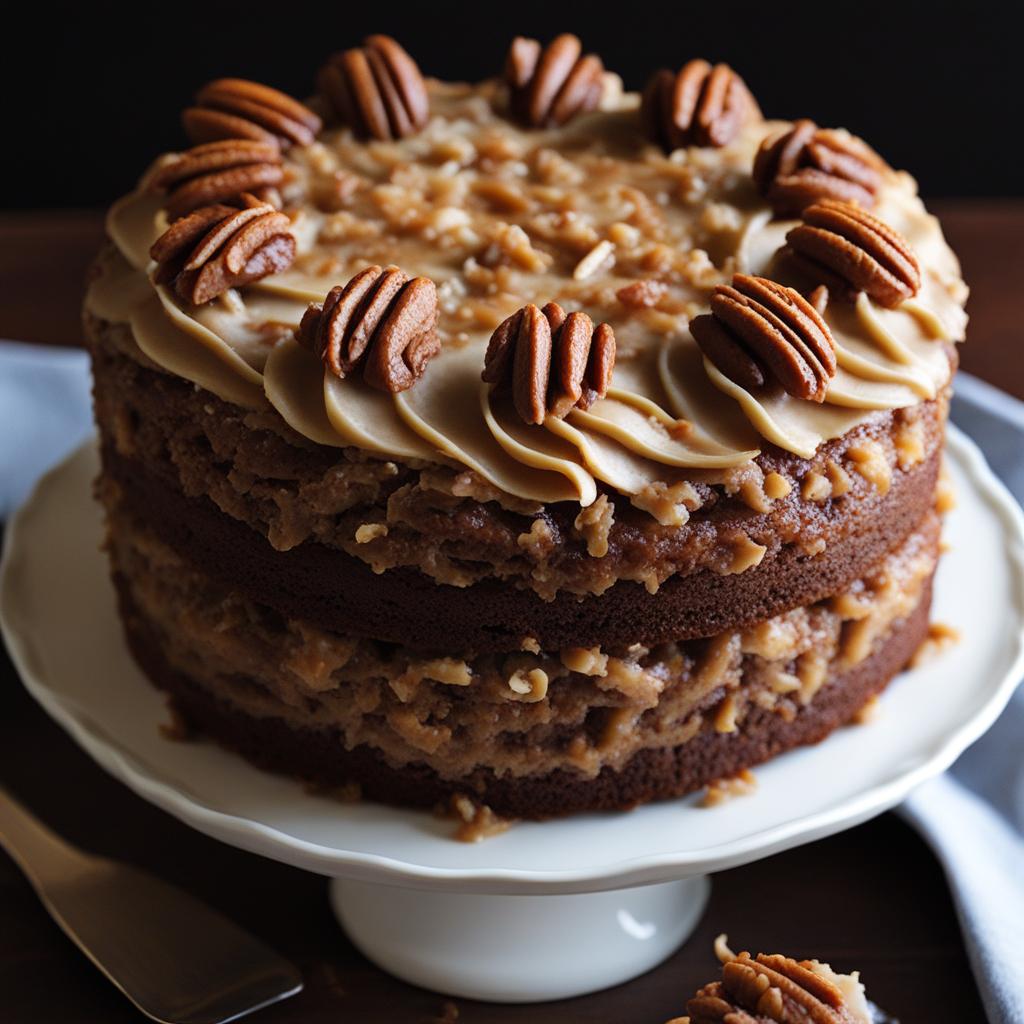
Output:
[
  {"left": 150, "top": 140, "right": 284, "bottom": 220},
  {"left": 150, "top": 193, "right": 295, "bottom": 305},
  {"left": 296, "top": 265, "right": 439, "bottom": 392},
  {"left": 784, "top": 198, "right": 921, "bottom": 307},
  {"left": 689, "top": 273, "right": 836, "bottom": 401},
  {"left": 183, "top": 78, "right": 322, "bottom": 150},
  {"left": 483, "top": 302, "right": 616, "bottom": 424},
  {"left": 753, "top": 119, "right": 887, "bottom": 216},
  {"left": 641, "top": 59, "right": 760, "bottom": 151},
  {"left": 688, "top": 951, "right": 862, "bottom": 1024},
  {"left": 318, "top": 35, "right": 429, "bottom": 141},
  {"left": 504, "top": 34, "right": 605, "bottom": 128}
]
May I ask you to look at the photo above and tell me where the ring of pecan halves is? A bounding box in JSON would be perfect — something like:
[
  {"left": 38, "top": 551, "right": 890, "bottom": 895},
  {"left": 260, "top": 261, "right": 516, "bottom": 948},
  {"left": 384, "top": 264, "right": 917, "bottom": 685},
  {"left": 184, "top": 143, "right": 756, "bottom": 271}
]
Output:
[
  {"left": 753, "top": 119, "right": 887, "bottom": 217},
  {"left": 689, "top": 274, "right": 836, "bottom": 402},
  {"left": 641, "top": 59, "right": 760, "bottom": 150},
  {"left": 504, "top": 33, "right": 605, "bottom": 128},
  {"left": 183, "top": 78, "right": 322, "bottom": 150},
  {"left": 783, "top": 198, "right": 921, "bottom": 307},
  {"left": 150, "top": 139, "right": 285, "bottom": 220},
  {"left": 297, "top": 265, "right": 440, "bottom": 393},
  {"left": 483, "top": 302, "right": 616, "bottom": 424},
  {"left": 149, "top": 193, "right": 296, "bottom": 305},
  {"left": 318, "top": 35, "right": 429, "bottom": 141}
]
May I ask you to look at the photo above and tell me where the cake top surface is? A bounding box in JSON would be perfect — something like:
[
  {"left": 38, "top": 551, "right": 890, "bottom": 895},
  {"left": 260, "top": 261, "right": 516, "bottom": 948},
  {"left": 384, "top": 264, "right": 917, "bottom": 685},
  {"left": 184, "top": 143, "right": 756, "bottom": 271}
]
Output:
[{"left": 88, "top": 35, "right": 968, "bottom": 518}]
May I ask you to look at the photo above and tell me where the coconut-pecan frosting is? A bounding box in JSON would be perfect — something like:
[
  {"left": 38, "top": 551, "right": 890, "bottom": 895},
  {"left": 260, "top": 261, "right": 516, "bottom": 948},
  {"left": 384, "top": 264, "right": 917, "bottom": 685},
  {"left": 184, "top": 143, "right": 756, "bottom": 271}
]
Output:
[
  {"left": 483, "top": 301, "right": 616, "bottom": 424},
  {"left": 318, "top": 35, "right": 429, "bottom": 140},
  {"left": 753, "top": 119, "right": 887, "bottom": 217},
  {"left": 149, "top": 193, "right": 296, "bottom": 305},
  {"left": 182, "top": 78, "right": 322, "bottom": 149},
  {"left": 504, "top": 33, "right": 605, "bottom": 127},
  {"left": 296, "top": 264, "right": 439, "bottom": 392},
  {"left": 690, "top": 274, "right": 837, "bottom": 401},
  {"left": 642, "top": 59, "right": 760, "bottom": 151},
  {"left": 785, "top": 199, "right": 921, "bottom": 307},
  {"left": 150, "top": 140, "right": 284, "bottom": 220}
]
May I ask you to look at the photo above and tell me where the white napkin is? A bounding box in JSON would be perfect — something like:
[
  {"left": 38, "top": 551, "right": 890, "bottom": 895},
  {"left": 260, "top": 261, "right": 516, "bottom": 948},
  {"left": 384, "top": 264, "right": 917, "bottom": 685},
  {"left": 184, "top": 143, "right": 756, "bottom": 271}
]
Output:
[
  {"left": 901, "top": 372, "right": 1024, "bottom": 1024},
  {"left": 0, "top": 342, "right": 93, "bottom": 519},
  {"left": 0, "top": 344, "right": 1021, "bottom": 1021}
]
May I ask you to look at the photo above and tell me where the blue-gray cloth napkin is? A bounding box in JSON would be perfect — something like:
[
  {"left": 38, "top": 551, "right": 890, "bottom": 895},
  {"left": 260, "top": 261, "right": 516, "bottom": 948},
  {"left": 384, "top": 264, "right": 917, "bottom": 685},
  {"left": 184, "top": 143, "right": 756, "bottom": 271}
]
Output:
[{"left": 0, "top": 343, "right": 1020, "bottom": 1022}]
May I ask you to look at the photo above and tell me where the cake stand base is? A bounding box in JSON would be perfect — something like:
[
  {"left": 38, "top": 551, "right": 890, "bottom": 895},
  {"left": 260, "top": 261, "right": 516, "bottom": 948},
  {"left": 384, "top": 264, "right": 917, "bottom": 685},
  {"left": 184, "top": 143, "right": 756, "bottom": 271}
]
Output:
[{"left": 328, "top": 874, "right": 709, "bottom": 1002}]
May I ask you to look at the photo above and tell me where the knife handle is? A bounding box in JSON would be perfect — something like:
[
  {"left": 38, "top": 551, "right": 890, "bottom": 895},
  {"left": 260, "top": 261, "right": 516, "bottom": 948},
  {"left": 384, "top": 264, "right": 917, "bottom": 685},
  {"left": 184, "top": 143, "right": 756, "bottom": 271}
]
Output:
[{"left": 0, "top": 785, "right": 92, "bottom": 887}]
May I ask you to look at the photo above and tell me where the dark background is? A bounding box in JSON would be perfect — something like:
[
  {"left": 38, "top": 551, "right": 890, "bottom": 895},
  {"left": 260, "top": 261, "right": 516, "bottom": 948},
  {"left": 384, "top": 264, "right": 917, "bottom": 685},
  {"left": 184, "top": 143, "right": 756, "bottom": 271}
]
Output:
[{"left": 5, "top": 1, "right": 1020, "bottom": 207}]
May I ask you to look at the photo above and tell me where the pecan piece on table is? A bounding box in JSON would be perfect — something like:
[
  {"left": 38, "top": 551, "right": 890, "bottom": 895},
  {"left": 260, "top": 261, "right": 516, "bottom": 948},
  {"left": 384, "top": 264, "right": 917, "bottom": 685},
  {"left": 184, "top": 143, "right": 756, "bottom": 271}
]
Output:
[
  {"left": 688, "top": 951, "right": 857, "bottom": 1024},
  {"left": 150, "top": 139, "right": 284, "bottom": 220},
  {"left": 483, "top": 302, "right": 616, "bottom": 424},
  {"left": 690, "top": 273, "right": 836, "bottom": 402},
  {"left": 149, "top": 193, "right": 295, "bottom": 305},
  {"left": 296, "top": 265, "right": 439, "bottom": 392},
  {"left": 504, "top": 33, "right": 605, "bottom": 128},
  {"left": 182, "top": 78, "right": 322, "bottom": 149},
  {"left": 784, "top": 198, "right": 921, "bottom": 307},
  {"left": 318, "top": 35, "right": 429, "bottom": 141},
  {"left": 641, "top": 59, "right": 760, "bottom": 150},
  {"left": 753, "top": 119, "right": 887, "bottom": 216}
]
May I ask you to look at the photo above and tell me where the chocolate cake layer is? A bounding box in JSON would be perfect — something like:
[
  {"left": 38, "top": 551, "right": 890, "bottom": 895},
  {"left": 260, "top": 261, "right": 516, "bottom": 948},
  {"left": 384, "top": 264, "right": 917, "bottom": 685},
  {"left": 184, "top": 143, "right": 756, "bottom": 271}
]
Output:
[
  {"left": 102, "top": 438, "right": 941, "bottom": 653},
  {"left": 88, "top": 320, "right": 951, "bottom": 605},
  {"left": 117, "top": 573, "right": 932, "bottom": 819}
]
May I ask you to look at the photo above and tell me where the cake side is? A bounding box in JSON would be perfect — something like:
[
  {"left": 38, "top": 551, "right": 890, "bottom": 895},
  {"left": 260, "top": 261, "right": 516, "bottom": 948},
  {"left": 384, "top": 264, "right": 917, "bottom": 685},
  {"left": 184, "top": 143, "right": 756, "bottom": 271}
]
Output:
[{"left": 103, "top": 474, "right": 938, "bottom": 815}]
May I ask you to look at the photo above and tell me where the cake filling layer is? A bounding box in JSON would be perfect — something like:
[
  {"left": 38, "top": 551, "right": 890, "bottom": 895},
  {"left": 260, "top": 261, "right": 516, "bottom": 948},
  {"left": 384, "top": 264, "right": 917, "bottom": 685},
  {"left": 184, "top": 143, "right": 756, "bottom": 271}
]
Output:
[
  {"left": 91, "top": 321, "right": 947, "bottom": 608},
  {"left": 108, "top": 501, "right": 939, "bottom": 786}
]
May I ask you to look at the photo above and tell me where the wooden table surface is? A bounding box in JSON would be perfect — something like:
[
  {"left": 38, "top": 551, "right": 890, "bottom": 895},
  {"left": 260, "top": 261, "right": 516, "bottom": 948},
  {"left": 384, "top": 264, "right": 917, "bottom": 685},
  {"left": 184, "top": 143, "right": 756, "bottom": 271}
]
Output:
[{"left": 2, "top": 201, "right": 1020, "bottom": 1022}]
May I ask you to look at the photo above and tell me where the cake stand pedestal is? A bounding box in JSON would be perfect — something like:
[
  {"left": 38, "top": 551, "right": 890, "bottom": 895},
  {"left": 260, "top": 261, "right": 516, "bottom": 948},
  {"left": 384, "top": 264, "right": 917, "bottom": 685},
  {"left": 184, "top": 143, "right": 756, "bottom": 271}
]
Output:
[
  {"left": 329, "top": 876, "right": 709, "bottom": 1001},
  {"left": 3, "top": 432, "right": 1023, "bottom": 1002}
]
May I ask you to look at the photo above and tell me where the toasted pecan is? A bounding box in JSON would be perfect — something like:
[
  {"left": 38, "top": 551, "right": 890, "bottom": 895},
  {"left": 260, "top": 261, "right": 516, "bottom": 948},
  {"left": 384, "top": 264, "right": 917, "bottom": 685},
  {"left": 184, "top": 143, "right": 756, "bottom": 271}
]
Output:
[
  {"left": 183, "top": 78, "right": 322, "bottom": 149},
  {"left": 690, "top": 273, "right": 836, "bottom": 401},
  {"left": 296, "top": 265, "right": 439, "bottom": 392},
  {"left": 753, "top": 119, "right": 887, "bottom": 216},
  {"left": 150, "top": 193, "right": 295, "bottom": 304},
  {"left": 483, "top": 301, "right": 615, "bottom": 424},
  {"left": 318, "top": 35, "right": 429, "bottom": 141},
  {"left": 150, "top": 139, "right": 284, "bottom": 219},
  {"left": 504, "top": 33, "right": 605, "bottom": 128},
  {"left": 641, "top": 59, "right": 760, "bottom": 151},
  {"left": 784, "top": 198, "right": 921, "bottom": 307},
  {"left": 687, "top": 951, "right": 860, "bottom": 1024}
]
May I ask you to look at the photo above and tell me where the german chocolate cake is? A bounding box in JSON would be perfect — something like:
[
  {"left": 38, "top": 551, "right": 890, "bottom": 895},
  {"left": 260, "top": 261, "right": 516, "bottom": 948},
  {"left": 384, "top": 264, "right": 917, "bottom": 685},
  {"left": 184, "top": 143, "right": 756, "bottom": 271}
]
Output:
[{"left": 85, "top": 34, "right": 967, "bottom": 818}]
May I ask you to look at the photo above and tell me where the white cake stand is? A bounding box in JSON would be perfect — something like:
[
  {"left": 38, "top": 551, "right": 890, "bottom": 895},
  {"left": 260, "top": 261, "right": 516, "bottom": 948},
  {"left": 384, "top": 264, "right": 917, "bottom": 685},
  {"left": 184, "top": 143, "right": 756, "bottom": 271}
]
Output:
[{"left": 3, "top": 430, "right": 1023, "bottom": 1002}]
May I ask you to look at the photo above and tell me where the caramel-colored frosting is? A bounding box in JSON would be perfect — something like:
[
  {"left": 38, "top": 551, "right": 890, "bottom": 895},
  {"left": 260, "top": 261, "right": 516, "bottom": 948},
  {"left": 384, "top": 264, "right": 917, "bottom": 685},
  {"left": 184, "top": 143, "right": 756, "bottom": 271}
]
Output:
[{"left": 87, "top": 78, "right": 966, "bottom": 512}]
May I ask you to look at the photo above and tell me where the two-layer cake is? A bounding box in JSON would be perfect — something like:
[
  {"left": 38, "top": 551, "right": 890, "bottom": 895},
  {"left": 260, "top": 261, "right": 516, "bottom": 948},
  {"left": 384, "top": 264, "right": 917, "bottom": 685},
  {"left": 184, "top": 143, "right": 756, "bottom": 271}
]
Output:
[{"left": 85, "top": 34, "right": 966, "bottom": 818}]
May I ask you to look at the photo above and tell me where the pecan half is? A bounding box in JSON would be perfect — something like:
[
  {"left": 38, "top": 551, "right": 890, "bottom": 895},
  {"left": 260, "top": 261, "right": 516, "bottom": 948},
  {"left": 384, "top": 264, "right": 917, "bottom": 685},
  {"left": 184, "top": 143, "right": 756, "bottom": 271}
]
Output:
[
  {"left": 688, "top": 952, "right": 859, "bottom": 1024},
  {"left": 150, "top": 140, "right": 284, "bottom": 220},
  {"left": 318, "top": 35, "right": 429, "bottom": 141},
  {"left": 690, "top": 273, "right": 836, "bottom": 402},
  {"left": 504, "top": 34, "right": 605, "bottom": 128},
  {"left": 183, "top": 78, "right": 322, "bottom": 150},
  {"left": 149, "top": 193, "right": 295, "bottom": 305},
  {"left": 784, "top": 198, "right": 921, "bottom": 307},
  {"left": 641, "top": 59, "right": 760, "bottom": 150},
  {"left": 483, "top": 302, "right": 616, "bottom": 424},
  {"left": 753, "top": 119, "right": 887, "bottom": 216},
  {"left": 296, "top": 265, "right": 439, "bottom": 392}
]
